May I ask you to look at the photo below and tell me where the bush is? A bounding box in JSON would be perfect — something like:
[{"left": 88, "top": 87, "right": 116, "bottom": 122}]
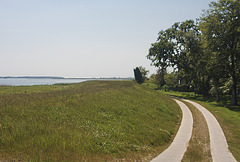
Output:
[
  {"left": 169, "top": 84, "right": 193, "bottom": 92},
  {"left": 134, "top": 67, "right": 144, "bottom": 84},
  {"left": 142, "top": 83, "right": 159, "bottom": 90}
]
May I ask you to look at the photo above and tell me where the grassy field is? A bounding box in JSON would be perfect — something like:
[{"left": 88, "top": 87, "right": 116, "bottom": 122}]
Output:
[
  {"left": 0, "top": 81, "right": 181, "bottom": 161},
  {"left": 163, "top": 90, "right": 240, "bottom": 161}
]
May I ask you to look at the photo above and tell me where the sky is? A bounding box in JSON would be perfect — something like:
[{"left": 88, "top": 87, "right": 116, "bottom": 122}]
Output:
[{"left": 0, "top": 0, "right": 214, "bottom": 78}]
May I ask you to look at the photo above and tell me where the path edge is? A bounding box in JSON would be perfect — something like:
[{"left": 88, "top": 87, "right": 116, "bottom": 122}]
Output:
[{"left": 151, "top": 99, "right": 193, "bottom": 162}]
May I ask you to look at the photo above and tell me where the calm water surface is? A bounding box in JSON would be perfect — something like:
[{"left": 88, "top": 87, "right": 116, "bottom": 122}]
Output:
[{"left": 0, "top": 78, "right": 91, "bottom": 86}]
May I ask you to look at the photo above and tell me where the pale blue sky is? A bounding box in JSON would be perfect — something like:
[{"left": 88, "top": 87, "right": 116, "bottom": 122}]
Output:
[{"left": 1, "top": 0, "right": 213, "bottom": 78}]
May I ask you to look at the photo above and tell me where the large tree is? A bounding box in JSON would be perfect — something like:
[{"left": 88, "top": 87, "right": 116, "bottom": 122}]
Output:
[
  {"left": 200, "top": 0, "right": 240, "bottom": 105},
  {"left": 147, "top": 20, "right": 207, "bottom": 91},
  {"left": 171, "top": 20, "right": 208, "bottom": 94},
  {"left": 147, "top": 29, "right": 175, "bottom": 86}
]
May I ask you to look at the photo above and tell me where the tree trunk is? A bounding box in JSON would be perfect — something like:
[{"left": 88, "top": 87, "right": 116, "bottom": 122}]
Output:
[
  {"left": 230, "top": 53, "right": 237, "bottom": 106},
  {"left": 213, "top": 79, "right": 220, "bottom": 102},
  {"left": 161, "top": 68, "right": 165, "bottom": 87},
  {"left": 230, "top": 19, "right": 238, "bottom": 106},
  {"left": 231, "top": 75, "right": 237, "bottom": 106}
]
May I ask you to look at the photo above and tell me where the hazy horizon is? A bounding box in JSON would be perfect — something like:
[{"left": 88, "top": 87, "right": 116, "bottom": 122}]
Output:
[
  {"left": 0, "top": 75, "right": 133, "bottom": 78},
  {"left": 1, "top": 0, "right": 213, "bottom": 78}
]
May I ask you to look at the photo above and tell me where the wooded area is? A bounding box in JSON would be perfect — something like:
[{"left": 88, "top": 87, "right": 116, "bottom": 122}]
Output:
[{"left": 147, "top": 0, "right": 240, "bottom": 105}]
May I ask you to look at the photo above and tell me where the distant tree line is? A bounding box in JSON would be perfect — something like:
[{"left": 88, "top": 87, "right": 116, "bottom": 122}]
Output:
[{"left": 147, "top": 0, "right": 240, "bottom": 105}]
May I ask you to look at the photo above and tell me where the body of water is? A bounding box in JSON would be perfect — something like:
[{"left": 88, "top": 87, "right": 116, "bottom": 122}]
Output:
[
  {"left": 0, "top": 78, "right": 92, "bottom": 86},
  {"left": 0, "top": 78, "right": 132, "bottom": 86}
]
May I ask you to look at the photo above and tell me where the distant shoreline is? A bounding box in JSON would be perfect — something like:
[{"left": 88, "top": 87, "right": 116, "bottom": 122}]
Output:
[
  {"left": 0, "top": 77, "right": 133, "bottom": 86},
  {"left": 0, "top": 76, "right": 64, "bottom": 79},
  {"left": 0, "top": 76, "right": 133, "bottom": 80}
]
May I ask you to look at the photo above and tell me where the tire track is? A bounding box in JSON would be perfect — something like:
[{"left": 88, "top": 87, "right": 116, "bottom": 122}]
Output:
[
  {"left": 183, "top": 99, "right": 237, "bottom": 162},
  {"left": 151, "top": 99, "right": 193, "bottom": 162}
]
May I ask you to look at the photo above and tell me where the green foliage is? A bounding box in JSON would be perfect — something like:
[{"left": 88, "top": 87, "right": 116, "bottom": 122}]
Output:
[
  {"left": 147, "top": 29, "right": 175, "bottom": 87},
  {"left": 162, "top": 90, "right": 240, "bottom": 161},
  {"left": 146, "top": 74, "right": 157, "bottom": 84},
  {"left": 164, "top": 73, "right": 177, "bottom": 86},
  {"left": 147, "top": 29, "right": 175, "bottom": 69},
  {"left": 155, "top": 68, "right": 166, "bottom": 87},
  {"left": 145, "top": 72, "right": 178, "bottom": 91},
  {"left": 138, "top": 66, "right": 149, "bottom": 81},
  {"left": 148, "top": 0, "right": 240, "bottom": 105},
  {"left": 200, "top": 0, "right": 240, "bottom": 105},
  {"left": 134, "top": 67, "right": 144, "bottom": 84},
  {"left": 0, "top": 81, "right": 180, "bottom": 161}
]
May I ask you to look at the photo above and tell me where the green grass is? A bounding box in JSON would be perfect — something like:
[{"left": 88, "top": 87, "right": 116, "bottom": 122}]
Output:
[
  {"left": 162, "top": 90, "right": 240, "bottom": 161},
  {"left": 182, "top": 101, "right": 212, "bottom": 162},
  {"left": 0, "top": 81, "right": 181, "bottom": 161},
  {"left": 142, "top": 83, "right": 159, "bottom": 90},
  {"left": 0, "top": 83, "right": 77, "bottom": 95}
]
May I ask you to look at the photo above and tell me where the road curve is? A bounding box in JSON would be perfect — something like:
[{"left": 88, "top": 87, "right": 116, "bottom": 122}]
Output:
[
  {"left": 183, "top": 99, "right": 237, "bottom": 162},
  {"left": 151, "top": 99, "right": 193, "bottom": 162}
]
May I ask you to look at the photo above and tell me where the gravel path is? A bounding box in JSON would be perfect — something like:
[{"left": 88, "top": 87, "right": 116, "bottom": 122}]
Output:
[
  {"left": 151, "top": 99, "right": 193, "bottom": 162},
  {"left": 183, "top": 99, "right": 237, "bottom": 162}
]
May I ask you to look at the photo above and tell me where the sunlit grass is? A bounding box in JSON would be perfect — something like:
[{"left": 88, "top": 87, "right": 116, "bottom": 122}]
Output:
[
  {"left": 198, "top": 101, "right": 240, "bottom": 161},
  {"left": 182, "top": 101, "right": 212, "bottom": 162},
  {"left": 0, "top": 83, "right": 77, "bottom": 95},
  {"left": 162, "top": 90, "right": 240, "bottom": 161},
  {"left": 0, "top": 81, "right": 181, "bottom": 161}
]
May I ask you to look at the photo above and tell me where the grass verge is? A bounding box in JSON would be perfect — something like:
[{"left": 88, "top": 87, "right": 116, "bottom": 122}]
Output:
[
  {"left": 0, "top": 81, "right": 181, "bottom": 161},
  {"left": 181, "top": 101, "right": 212, "bottom": 162},
  {"left": 163, "top": 91, "right": 240, "bottom": 161}
]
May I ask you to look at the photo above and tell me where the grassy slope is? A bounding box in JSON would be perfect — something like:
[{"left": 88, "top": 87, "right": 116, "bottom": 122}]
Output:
[
  {"left": 163, "top": 91, "right": 240, "bottom": 161},
  {"left": 0, "top": 81, "right": 181, "bottom": 161}
]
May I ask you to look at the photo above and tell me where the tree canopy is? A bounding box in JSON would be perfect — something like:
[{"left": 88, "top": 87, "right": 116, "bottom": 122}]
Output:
[{"left": 147, "top": 0, "right": 240, "bottom": 105}]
